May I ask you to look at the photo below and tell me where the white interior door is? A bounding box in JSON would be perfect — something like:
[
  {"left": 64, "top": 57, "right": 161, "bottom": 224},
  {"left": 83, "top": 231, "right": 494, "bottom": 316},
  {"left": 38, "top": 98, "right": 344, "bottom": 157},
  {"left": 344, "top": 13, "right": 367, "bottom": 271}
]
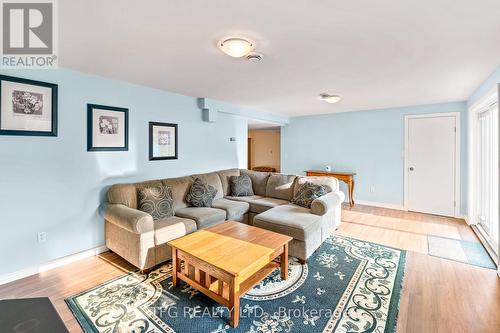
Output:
[{"left": 405, "top": 114, "right": 458, "bottom": 216}]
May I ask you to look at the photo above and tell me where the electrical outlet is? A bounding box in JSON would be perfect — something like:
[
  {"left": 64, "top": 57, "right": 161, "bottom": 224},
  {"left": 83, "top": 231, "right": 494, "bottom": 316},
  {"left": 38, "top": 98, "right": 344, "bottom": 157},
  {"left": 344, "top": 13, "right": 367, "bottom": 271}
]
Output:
[
  {"left": 370, "top": 186, "right": 376, "bottom": 193},
  {"left": 37, "top": 232, "right": 47, "bottom": 243}
]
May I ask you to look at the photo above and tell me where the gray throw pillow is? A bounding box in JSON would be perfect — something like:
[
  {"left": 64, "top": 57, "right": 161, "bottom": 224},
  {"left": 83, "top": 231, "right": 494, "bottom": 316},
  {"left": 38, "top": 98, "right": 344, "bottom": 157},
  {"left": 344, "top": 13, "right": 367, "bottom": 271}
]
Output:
[
  {"left": 186, "top": 178, "right": 218, "bottom": 207},
  {"left": 292, "top": 182, "right": 329, "bottom": 208},
  {"left": 138, "top": 185, "right": 174, "bottom": 221},
  {"left": 230, "top": 175, "right": 254, "bottom": 196}
]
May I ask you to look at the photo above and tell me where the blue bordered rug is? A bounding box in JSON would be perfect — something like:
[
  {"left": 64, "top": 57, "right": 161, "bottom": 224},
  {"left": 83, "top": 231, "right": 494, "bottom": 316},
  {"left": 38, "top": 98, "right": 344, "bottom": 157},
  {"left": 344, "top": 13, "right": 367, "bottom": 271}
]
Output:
[{"left": 66, "top": 235, "right": 406, "bottom": 332}]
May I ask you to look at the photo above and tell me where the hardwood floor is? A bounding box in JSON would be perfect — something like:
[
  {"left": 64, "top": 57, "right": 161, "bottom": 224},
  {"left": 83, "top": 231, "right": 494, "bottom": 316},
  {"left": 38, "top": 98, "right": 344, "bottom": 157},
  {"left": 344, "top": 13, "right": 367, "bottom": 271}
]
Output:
[
  {"left": 338, "top": 204, "right": 500, "bottom": 333},
  {"left": 1, "top": 204, "right": 499, "bottom": 332}
]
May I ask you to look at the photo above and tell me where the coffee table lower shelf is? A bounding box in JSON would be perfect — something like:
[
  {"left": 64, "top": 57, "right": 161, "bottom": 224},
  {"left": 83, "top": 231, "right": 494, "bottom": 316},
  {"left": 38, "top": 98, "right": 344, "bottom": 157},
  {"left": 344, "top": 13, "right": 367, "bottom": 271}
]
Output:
[{"left": 171, "top": 248, "right": 287, "bottom": 327}]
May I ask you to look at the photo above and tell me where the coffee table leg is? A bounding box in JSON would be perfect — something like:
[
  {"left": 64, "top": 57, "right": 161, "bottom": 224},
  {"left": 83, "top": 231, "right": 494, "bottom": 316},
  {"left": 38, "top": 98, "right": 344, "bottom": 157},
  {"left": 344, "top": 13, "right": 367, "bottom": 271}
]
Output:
[
  {"left": 171, "top": 248, "right": 178, "bottom": 287},
  {"left": 281, "top": 243, "right": 288, "bottom": 280},
  {"left": 229, "top": 279, "right": 240, "bottom": 327}
]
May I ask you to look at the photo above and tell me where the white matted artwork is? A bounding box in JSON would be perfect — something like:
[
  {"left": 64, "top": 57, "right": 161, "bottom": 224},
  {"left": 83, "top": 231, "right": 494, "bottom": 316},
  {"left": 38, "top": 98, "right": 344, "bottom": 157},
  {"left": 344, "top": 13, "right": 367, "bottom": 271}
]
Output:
[
  {"left": 149, "top": 122, "right": 178, "bottom": 160},
  {"left": 0, "top": 75, "right": 58, "bottom": 136},
  {"left": 87, "top": 104, "right": 128, "bottom": 151}
]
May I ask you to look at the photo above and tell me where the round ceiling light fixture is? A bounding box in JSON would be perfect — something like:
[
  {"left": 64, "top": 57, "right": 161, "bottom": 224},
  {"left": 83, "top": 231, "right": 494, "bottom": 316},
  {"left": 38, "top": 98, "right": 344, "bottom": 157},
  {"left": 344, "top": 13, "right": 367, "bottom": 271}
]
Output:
[
  {"left": 318, "top": 93, "right": 342, "bottom": 104},
  {"left": 219, "top": 38, "right": 254, "bottom": 58}
]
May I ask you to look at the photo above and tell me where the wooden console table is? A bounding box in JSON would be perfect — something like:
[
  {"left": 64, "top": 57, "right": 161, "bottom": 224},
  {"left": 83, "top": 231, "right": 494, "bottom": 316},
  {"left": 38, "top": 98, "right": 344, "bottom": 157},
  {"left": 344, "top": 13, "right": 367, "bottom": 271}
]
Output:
[{"left": 306, "top": 170, "right": 356, "bottom": 207}]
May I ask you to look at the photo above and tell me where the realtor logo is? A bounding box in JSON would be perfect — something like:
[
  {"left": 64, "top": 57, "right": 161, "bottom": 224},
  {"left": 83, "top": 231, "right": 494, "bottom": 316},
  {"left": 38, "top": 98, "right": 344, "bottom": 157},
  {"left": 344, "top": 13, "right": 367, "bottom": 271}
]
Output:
[{"left": 1, "top": 0, "right": 58, "bottom": 68}]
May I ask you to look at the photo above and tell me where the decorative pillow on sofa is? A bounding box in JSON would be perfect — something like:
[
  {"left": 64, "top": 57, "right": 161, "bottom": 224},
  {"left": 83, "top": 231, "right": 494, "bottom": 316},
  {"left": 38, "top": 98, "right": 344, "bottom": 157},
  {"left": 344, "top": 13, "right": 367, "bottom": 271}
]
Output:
[
  {"left": 186, "top": 177, "right": 218, "bottom": 207},
  {"left": 138, "top": 185, "right": 174, "bottom": 221},
  {"left": 291, "top": 181, "right": 329, "bottom": 208},
  {"left": 230, "top": 175, "right": 254, "bottom": 196}
]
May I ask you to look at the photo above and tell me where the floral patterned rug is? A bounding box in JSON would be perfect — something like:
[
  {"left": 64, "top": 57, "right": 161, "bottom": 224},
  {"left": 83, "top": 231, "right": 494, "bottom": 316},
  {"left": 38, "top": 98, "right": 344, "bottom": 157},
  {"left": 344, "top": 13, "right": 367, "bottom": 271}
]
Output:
[{"left": 66, "top": 235, "right": 406, "bottom": 333}]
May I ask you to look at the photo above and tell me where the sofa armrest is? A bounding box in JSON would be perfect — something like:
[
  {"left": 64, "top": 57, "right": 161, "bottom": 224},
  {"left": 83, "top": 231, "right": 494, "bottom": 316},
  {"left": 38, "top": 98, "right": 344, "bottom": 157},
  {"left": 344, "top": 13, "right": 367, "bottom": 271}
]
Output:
[
  {"left": 105, "top": 204, "right": 154, "bottom": 234},
  {"left": 311, "top": 191, "right": 345, "bottom": 216}
]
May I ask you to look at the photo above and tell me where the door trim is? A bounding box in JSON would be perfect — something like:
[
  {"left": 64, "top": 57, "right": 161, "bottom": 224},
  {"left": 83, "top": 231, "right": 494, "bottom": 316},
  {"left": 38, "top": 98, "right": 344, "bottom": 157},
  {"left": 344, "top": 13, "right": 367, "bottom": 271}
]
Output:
[
  {"left": 467, "top": 87, "right": 499, "bottom": 257},
  {"left": 468, "top": 87, "right": 498, "bottom": 227},
  {"left": 404, "top": 112, "right": 461, "bottom": 217},
  {"left": 247, "top": 137, "right": 252, "bottom": 169}
]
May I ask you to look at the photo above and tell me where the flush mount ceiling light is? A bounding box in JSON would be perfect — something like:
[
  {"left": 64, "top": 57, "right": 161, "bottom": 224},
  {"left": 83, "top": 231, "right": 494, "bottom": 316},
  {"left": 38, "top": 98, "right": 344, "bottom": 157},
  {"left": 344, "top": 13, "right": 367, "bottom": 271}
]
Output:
[
  {"left": 219, "top": 38, "right": 254, "bottom": 58},
  {"left": 318, "top": 93, "right": 342, "bottom": 104}
]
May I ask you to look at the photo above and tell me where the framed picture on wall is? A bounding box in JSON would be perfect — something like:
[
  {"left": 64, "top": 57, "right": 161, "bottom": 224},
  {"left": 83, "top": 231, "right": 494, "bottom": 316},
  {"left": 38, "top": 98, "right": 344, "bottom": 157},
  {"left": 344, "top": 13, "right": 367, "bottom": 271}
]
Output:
[
  {"left": 87, "top": 104, "right": 129, "bottom": 151},
  {"left": 0, "top": 75, "right": 58, "bottom": 136},
  {"left": 149, "top": 122, "right": 178, "bottom": 160}
]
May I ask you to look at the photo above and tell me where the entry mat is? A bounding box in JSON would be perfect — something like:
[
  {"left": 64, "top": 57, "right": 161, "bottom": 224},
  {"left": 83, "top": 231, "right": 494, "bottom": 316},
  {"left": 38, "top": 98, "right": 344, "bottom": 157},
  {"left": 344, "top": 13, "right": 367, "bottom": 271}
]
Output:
[{"left": 427, "top": 235, "right": 496, "bottom": 269}]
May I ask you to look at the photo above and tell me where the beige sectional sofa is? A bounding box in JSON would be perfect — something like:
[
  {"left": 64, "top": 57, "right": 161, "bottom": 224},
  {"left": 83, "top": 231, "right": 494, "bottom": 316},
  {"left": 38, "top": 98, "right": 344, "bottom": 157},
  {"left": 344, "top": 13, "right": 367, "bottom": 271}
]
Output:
[{"left": 105, "top": 169, "right": 345, "bottom": 270}]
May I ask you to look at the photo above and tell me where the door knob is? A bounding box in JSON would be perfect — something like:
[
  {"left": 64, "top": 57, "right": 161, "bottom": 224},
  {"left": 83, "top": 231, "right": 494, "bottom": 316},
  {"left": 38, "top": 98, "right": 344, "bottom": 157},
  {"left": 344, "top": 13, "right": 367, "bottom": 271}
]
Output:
[{"left": 409, "top": 167, "right": 414, "bottom": 171}]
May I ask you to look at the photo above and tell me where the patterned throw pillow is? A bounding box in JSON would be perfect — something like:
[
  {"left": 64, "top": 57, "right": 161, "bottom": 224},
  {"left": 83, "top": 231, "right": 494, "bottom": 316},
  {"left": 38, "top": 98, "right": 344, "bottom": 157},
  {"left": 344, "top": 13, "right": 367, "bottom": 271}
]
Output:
[
  {"left": 138, "top": 185, "right": 174, "bottom": 221},
  {"left": 291, "top": 182, "right": 329, "bottom": 208},
  {"left": 186, "top": 178, "right": 218, "bottom": 207},
  {"left": 230, "top": 175, "right": 254, "bottom": 196}
]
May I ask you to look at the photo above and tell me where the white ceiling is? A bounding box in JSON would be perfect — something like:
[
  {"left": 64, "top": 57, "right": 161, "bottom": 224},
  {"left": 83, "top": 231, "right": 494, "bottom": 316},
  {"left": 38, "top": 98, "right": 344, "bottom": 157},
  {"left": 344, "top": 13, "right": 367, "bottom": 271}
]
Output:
[{"left": 60, "top": 0, "right": 500, "bottom": 117}]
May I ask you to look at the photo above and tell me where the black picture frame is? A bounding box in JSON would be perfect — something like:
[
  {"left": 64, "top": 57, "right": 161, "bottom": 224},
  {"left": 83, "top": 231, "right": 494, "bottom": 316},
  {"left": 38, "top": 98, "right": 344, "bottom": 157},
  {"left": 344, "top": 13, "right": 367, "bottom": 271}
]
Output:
[
  {"left": 149, "top": 122, "right": 178, "bottom": 160},
  {"left": 0, "top": 75, "right": 58, "bottom": 136},
  {"left": 87, "top": 104, "right": 129, "bottom": 151}
]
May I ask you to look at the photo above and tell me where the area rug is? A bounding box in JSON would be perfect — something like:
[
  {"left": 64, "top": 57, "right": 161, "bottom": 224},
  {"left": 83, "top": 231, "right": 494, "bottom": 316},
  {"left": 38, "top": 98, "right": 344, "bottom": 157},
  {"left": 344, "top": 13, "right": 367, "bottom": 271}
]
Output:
[
  {"left": 66, "top": 235, "right": 406, "bottom": 333},
  {"left": 427, "top": 235, "right": 496, "bottom": 269}
]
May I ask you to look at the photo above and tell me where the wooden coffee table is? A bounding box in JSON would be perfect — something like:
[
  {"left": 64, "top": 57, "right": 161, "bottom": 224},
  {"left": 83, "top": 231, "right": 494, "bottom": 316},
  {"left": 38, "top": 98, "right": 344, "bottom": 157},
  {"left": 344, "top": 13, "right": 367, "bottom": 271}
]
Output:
[{"left": 168, "top": 221, "right": 292, "bottom": 327}]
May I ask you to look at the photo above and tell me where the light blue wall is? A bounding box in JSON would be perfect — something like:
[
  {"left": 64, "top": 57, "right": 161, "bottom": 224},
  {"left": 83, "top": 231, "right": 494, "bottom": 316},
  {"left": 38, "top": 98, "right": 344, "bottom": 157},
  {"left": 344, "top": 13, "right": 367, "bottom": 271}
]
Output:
[
  {"left": 3, "top": 64, "right": 497, "bottom": 278},
  {"left": 282, "top": 102, "right": 468, "bottom": 213},
  {"left": 0, "top": 68, "right": 275, "bottom": 276},
  {"left": 468, "top": 65, "right": 500, "bottom": 107}
]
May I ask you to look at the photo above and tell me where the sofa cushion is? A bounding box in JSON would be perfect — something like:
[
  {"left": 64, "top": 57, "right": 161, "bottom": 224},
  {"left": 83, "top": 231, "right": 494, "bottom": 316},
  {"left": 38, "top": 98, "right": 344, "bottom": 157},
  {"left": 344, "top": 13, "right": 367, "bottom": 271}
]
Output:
[
  {"left": 293, "top": 176, "right": 339, "bottom": 196},
  {"left": 291, "top": 182, "right": 329, "bottom": 208},
  {"left": 107, "top": 184, "right": 137, "bottom": 209},
  {"left": 107, "top": 179, "right": 162, "bottom": 209},
  {"left": 253, "top": 204, "right": 321, "bottom": 242},
  {"left": 191, "top": 172, "right": 224, "bottom": 200},
  {"left": 240, "top": 169, "right": 270, "bottom": 196},
  {"left": 230, "top": 175, "right": 254, "bottom": 196},
  {"left": 138, "top": 185, "right": 175, "bottom": 220},
  {"left": 225, "top": 195, "right": 264, "bottom": 203},
  {"left": 186, "top": 178, "right": 218, "bottom": 207},
  {"left": 154, "top": 216, "right": 197, "bottom": 245},
  {"left": 248, "top": 197, "right": 289, "bottom": 214},
  {"left": 212, "top": 198, "right": 249, "bottom": 221},
  {"left": 265, "top": 174, "right": 297, "bottom": 201},
  {"left": 217, "top": 168, "right": 240, "bottom": 196},
  {"left": 162, "top": 176, "right": 194, "bottom": 210},
  {"left": 175, "top": 207, "right": 226, "bottom": 229}
]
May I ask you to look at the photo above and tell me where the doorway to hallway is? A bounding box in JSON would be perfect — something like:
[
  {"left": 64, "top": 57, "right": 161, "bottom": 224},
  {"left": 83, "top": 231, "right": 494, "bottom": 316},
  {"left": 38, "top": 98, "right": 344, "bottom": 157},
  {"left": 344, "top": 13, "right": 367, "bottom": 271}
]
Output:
[{"left": 247, "top": 120, "right": 281, "bottom": 172}]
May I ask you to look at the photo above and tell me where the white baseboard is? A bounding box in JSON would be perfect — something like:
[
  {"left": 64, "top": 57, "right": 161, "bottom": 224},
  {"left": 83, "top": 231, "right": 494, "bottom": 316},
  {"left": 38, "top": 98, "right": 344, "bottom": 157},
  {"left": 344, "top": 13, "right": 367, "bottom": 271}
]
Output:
[
  {"left": 459, "top": 215, "right": 471, "bottom": 224},
  {"left": 353, "top": 199, "right": 405, "bottom": 211},
  {"left": 0, "top": 245, "right": 108, "bottom": 286},
  {"left": 348, "top": 198, "right": 467, "bottom": 219},
  {"left": 0, "top": 266, "right": 40, "bottom": 287}
]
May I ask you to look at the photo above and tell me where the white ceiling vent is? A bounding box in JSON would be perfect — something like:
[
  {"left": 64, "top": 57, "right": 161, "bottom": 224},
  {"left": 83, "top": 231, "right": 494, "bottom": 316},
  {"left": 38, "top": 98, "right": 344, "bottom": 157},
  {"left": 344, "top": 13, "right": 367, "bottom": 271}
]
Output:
[{"left": 246, "top": 52, "right": 263, "bottom": 62}]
